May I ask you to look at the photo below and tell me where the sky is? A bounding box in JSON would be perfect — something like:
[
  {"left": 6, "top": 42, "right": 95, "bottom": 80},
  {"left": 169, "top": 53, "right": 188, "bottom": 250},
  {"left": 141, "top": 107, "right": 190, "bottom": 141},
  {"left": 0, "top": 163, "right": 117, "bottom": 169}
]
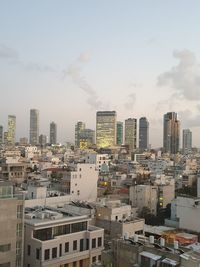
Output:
[{"left": 1, "top": 0, "right": 200, "bottom": 147}]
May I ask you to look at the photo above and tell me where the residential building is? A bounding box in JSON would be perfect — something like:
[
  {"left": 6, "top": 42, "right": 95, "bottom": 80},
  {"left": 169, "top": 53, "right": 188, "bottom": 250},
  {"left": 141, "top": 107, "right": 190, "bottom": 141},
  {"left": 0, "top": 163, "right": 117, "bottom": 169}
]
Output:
[
  {"left": 24, "top": 206, "right": 104, "bottom": 267},
  {"left": 116, "top": 121, "right": 123, "bottom": 145},
  {"left": 129, "top": 185, "right": 158, "bottom": 215},
  {"left": 85, "top": 153, "right": 110, "bottom": 172},
  {"left": 7, "top": 115, "right": 16, "bottom": 145},
  {"left": 125, "top": 118, "right": 137, "bottom": 153},
  {"left": 163, "top": 112, "right": 180, "bottom": 154},
  {"left": 50, "top": 121, "right": 57, "bottom": 145},
  {"left": 0, "top": 182, "right": 24, "bottom": 267},
  {"left": 30, "top": 109, "right": 39, "bottom": 145},
  {"left": 182, "top": 129, "right": 192, "bottom": 154},
  {"left": 96, "top": 111, "right": 117, "bottom": 148},
  {"left": 139, "top": 117, "right": 149, "bottom": 151},
  {"left": 75, "top": 121, "right": 85, "bottom": 148}
]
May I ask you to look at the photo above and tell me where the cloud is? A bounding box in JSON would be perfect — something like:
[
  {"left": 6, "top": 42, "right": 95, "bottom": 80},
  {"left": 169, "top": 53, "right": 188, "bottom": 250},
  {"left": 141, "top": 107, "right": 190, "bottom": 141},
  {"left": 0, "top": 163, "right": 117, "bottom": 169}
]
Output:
[
  {"left": 158, "top": 49, "right": 200, "bottom": 100},
  {"left": 124, "top": 93, "right": 136, "bottom": 110},
  {"left": 178, "top": 109, "right": 200, "bottom": 128},
  {"left": 0, "top": 44, "right": 19, "bottom": 60},
  {"left": 78, "top": 52, "right": 91, "bottom": 63},
  {"left": 0, "top": 43, "right": 55, "bottom": 72},
  {"left": 66, "top": 54, "right": 103, "bottom": 110}
]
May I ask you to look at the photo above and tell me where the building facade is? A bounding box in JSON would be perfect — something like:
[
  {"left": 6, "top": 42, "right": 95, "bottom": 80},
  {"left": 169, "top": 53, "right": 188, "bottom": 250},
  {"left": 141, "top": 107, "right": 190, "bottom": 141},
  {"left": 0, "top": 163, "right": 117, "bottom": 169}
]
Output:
[
  {"left": 139, "top": 117, "right": 149, "bottom": 151},
  {"left": 0, "top": 125, "right": 3, "bottom": 144},
  {"left": 7, "top": 115, "right": 16, "bottom": 145},
  {"left": 125, "top": 118, "right": 137, "bottom": 153},
  {"left": 182, "top": 129, "right": 192, "bottom": 154},
  {"left": 116, "top": 121, "right": 123, "bottom": 145},
  {"left": 163, "top": 112, "right": 180, "bottom": 154},
  {"left": 0, "top": 182, "right": 24, "bottom": 267},
  {"left": 24, "top": 206, "right": 104, "bottom": 267},
  {"left": 96, "top": 111, "right": 117, "bottom": 149},
  {"left": 75, "top": 121, "right": 86, "bottom": 148},
  {"left": 50, "top": 121, "right": 57, "bottom": 145},
  {"left": 30, "top": 109, "right": 39, "bottom": 145}
]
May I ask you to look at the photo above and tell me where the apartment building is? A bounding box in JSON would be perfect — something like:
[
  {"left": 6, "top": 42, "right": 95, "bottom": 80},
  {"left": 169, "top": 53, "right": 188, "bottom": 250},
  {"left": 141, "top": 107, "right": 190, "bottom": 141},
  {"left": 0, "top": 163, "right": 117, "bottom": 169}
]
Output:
[{"left": 24, "top": 206, "right": 104, "bottom": 267}]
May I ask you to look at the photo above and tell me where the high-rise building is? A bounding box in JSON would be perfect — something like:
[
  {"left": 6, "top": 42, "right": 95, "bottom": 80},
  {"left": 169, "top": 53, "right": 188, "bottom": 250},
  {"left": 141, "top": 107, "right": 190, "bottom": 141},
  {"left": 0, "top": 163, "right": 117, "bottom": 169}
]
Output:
[
  {"left": 0, "top": 125, "right": 3, "bottom": 144},
  {"left": 39, "top": 134, "right": 47, "bottom": 147},
  {"left": 125, "top": 118, "right": 137, "bottom": 152},
  {"left": 0, "top": 182, "right": 24, "bottom": 267},
  {"left": 182, "top": 129, "right": 192, "bottom": 154},
  {"left": 7, "top": 115, "right": 16, "bottom": 145},
  {"left": 4, "top": 132, "right": 8, "bottom": 146},
  {"left": 50, "top": 121, "right": 57, "bottom": 145},
  {"left": 163, "top": 112, "right": 180, "bottom": 154},
  {"left": 116, "top": 121, "right": 123, "bottom": 145},
  {"left": 79, "top": 128, "right": 95, "bottom": 149},
  {"left": 30, "top": 109, "right": 39, "bottom": 145},
  {"left": 139, "top": 117, "right": 149, "bottom": 151},
  {"left": 96, "top": 111, "right": 117, "bottom": 148},
  {"left": 75, "top": 121, "right": 85, "bottom": 148}
]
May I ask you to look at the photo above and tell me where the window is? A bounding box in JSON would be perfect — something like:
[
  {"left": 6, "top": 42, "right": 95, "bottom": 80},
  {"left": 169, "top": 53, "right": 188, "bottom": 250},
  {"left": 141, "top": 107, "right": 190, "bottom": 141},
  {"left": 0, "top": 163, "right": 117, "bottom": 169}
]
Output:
[
  {"left": 86, "top": 239, "right": 89, "bottom": 250},
  {"left": 27, "top": 245, "right": 31, "bottom": 256},
  {"left": 0, "top": 244, "right": 11, "bottom": 252},
  {"left": 0, "top": 263, "right": 11, "bottom": 267},
  {"left": 80, "top": 260, "right": 83, "bottom": 267},
  {"left": 92, "top": 256, "right": 96, "bottom": 263},
  {"left": 64, "top": 264, "right": 68, "bottom": 267},
  {"left": 98, "top": 237, "right": 102, "bottom": 247},
  {"left": 92, "top": 238, "right": 96, "bottom": 249},
  {"left": 36, "top": 248, "right": 40, "bottom": 260},
  {"left": 16, "top": 241, "right": 22, "bottom": 256},
  {"left": 73, "top": 240, "right": 77, "bottom": 251},
  {"left": 59, "top": 244, "right": 62, "bottom": 257},
  {"left": 17, "top": 205, "right": 23, "bottom": 219},
  {"left": 80, "top": 239, "right": 84, "bottom": 251},
  {"left": 98, "top": 255, "right": 101, "bottom": 261},
  {"left": 16, "top": 223, "right": 22, "bottom": 237},
  {"left": 44, "top": 249, "right": 50, "bottom": 260},
  {"left": 33, "top": 228, "right": 52, "bottom": 241},
  {"left": 73, "top": 262, "right": 76, "bottom": 267},
  {"left": 71, "top": 222, "right": 87, "bottom": 233},
  {"left": 52, "top": 247, "right": 57, "bottom": 259},
  {"left": 65, "top": 242, "right": 69, "bottom": 253}
]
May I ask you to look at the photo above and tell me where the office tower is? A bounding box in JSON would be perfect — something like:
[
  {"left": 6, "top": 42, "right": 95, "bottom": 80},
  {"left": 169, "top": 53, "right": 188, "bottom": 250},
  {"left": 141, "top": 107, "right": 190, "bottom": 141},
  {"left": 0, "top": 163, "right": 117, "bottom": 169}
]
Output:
[
  {"left": 79, "top": 128, "right": 95, "bottom": 149},
  {"left": 116, "top": 121, "right": 123, "bottom": 145},
  {"left": 163, "top": 112, "right": 180, "bottom": 154},
  {"left": 139, "top": 117, "right": 149, "bottom": 151},
  {"left": 30, "top": 109, "right": 39, "bottom": 145},
  {"left": 0, "top": 182, "right": 24, "bottom": 267},
  {"left": 75, "top": 121, "right": 85, "bottom": 148},
  {"left": 0, "top": 125, "right": 3, "bottom": 144},
  {"left": 182, "top": 129, "right": 192, "bottom": 154},
  {"left": 96, "top": 111, "right": 117, "bottom": 148},
  {"left": 4, "top": 132, "right": 8, "bottom": 146},
  {"left": 50, "top": 121, "right": 57, "bottom": 145},
  {"left": 125, "top": 118, "right": 137, "bottom": 152},
  {"left": 19, "top": 137, "right": 28, "bottom": 146},
  {"left": 39, "top": 134, "right": 47, "bottom": 147},
  {"left": 7, "top": 115, "right": 16, "bottom": 145}
]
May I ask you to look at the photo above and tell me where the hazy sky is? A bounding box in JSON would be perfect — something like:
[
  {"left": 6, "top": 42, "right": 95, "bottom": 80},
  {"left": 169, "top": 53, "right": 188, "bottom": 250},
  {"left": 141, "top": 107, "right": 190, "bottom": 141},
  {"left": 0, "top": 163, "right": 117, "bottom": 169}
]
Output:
[{"left": 1, "top": 0, "right": 200, "bottom": 147}]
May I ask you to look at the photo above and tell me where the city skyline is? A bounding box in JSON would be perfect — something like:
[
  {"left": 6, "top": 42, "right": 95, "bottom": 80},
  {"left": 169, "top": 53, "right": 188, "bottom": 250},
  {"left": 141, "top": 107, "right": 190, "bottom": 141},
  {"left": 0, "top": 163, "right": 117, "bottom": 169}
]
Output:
[{"left": 1, "top": 1, "right": 200, "bottom": 146}]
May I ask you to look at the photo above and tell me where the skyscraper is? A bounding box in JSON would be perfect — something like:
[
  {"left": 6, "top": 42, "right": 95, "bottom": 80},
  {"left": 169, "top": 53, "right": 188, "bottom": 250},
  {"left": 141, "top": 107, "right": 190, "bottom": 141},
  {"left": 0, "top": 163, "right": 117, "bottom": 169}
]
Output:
[
  {"left": 79, "top": 128, "right": 95, "bottom": 149},
  {"left": 125, "top": 118, "right": 137, "bottom": 152},
  {"left": 163, "top": 112, "right": 180, "bottom": 154},
  {"left": 96, "top": 111, "right": 117, "bottom": 148},
  {"left": 182, "top": 129, "right": 192, "bottom": 154},
  {"left": 139, "top": 117, "right": 149, "bottom": 151},
  {"left": 75, "top": 121, "right": 86, "bottom": 148},
  {"left": 7, "top": 115, "right": 16, "bottom": 145},
  {"left": 50, "top": 121, "right": 57, "bottom": 145},
  {"left": 116, "top": 121, "right": 123, "bottom": 145},
  {"left": 30, "top": 109, "right": 39, "bottom": 145},
  {"left": 0, "top": 125, "right": 3, "bottom": 144}
]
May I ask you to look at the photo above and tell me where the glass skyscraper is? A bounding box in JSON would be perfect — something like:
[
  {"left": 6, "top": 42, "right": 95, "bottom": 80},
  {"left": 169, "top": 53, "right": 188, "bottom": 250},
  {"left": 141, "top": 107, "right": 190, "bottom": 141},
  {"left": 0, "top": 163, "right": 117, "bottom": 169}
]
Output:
[
  {"left": 96, "top": 111, "right": 117, "bottom": 148},
  {"left": 116, "top": 121, "right": 123, "bottom": 145},
  {"left": 125, "top": 118, "right": 137, "bottom": 152},
  {"left": 50, "top": 121, "right": 57, "bottom": 145},
  {"left": 139, "top": 117, "right": 149, "bottom": 151}
]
